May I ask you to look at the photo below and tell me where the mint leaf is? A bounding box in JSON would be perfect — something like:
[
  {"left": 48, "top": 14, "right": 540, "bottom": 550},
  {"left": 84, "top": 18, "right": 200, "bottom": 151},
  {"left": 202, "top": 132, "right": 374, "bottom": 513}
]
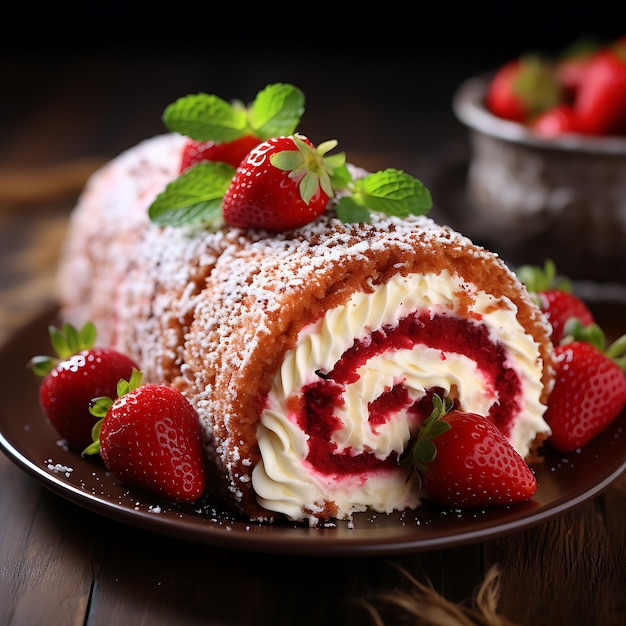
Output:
[
  {"left": 335, "top": 196, "right": 371, "bottom": 223},
  {"left": 334, "top": 169, "right": 432, "bottom": 224},
  {"left": 148, "top": 162, "right": 234, "bottom": 228},
  {"left": 330, "top": 162, "right": 354, "bottom": 190},
  {"left": 354, "top": 169, "right": 432, "bottom": 218},
  {"left": 161, "top": 83, "right": 305, "bottom": 144},
  {"left": 248, "top": 83, "right": 305, "bottom": 138},
  {"left": 163, "top": 93, "right": 248, "bottom": 143}
]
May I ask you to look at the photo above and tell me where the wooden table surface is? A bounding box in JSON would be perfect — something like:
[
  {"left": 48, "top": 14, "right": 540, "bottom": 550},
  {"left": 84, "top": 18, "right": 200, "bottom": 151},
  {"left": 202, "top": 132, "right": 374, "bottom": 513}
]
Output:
[{"left": 1, "top": 44, "right": 625, "bottom": 626}]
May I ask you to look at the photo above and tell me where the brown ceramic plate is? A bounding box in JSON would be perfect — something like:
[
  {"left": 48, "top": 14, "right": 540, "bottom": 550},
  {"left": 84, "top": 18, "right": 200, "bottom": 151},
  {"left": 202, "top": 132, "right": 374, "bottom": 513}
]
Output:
[{"left": 1, "top": 307, "right": 625, "bottom": 556}]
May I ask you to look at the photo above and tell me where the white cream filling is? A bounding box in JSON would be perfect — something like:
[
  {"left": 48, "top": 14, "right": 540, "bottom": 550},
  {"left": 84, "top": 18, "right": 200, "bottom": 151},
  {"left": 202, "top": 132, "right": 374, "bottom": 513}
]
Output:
[{"left": 252, "top": 270, "right": 549, "bottom": 523}]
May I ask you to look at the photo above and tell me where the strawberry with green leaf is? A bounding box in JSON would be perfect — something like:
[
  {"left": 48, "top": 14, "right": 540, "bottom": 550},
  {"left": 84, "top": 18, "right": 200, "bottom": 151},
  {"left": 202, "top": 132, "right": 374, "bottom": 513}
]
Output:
[
  {"left": 222, "top": 134, "right": 345, "bottom": 230},
  {"left": 485, "top": 55, "right": 561, "bottom": 123},
  {"left": 150, "top": 82, "right": 433, "bottom": 232},
  {"left": 517, "top": 259, "right": 595, "bottom": 344},
  {"left": 29, "top": 322, "right": 139, "bottom": 450},
  {"left": 545, "top": 318, "right": 626, "bottom": 453},
  {"left": 400, "top": 395, "right": 537, "bottom": 508},
  {"left": 84, "top": 369, "right": 206, "bottom": 502},
  {"left": 163, "top": 83, "right": 305, "bottom": 171}
]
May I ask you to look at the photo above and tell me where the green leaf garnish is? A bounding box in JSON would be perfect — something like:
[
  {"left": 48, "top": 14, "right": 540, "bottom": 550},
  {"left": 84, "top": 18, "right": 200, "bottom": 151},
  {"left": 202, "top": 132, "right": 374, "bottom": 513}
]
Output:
[
  {"left": 335, "top": 195, "right": 370, "bottom": 223},
  {"left": 269, "top": 134, "right": 346, "bottom": 204},
  {"left": 163, "top": 93, "right": 248, "bottom": 143},
  {"left": 83, "top": 368, "right": 145, "bottom": 457},
  {"left": 399, "top": 394, "right": 453, "bottom": 485},
  {"left": 355, "top": 169, "right": 432, "bottom": 217},
  {"left": 162, "top": 83, "right": 305, "bottom": 144},
  {"left": 248, "top": 83, "right": 305, "bottom": 139},
  {"left": 154, "top": 84, "right": 434, "bottom": 230},
  {"left": 336, "top": 169, "right": 432, "bottom": 223},
  {"left": 28, "top": 321, "right": 97, "bottom": 377},
  {"left": 516, "top": 259, "right": 572, "bottom": 295},
  {"left": 148, "top": 161, "right": 234, "bottom": 228}
]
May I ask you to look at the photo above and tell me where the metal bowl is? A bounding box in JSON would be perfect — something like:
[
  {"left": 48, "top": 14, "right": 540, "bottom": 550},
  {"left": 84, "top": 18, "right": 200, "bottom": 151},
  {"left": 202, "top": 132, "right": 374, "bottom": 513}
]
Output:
[{"left": 452, "top": 74, "right": 626, "bottom": 285}]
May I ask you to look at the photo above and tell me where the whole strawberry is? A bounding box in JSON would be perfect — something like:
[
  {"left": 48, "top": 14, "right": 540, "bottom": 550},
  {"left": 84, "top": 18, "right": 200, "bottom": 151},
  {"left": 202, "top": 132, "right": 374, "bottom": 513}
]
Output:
[
  {"left": 545, "top": 320, "right": 626, "bottom": 453},
  {"left": 531, "top": 104, "right": 579, "bottom": 138},
  {"left": 401, "top": 395, "right": 537, "bottom": 508},
  {"left": 538, "top": 290, "right": 595, "bottom": 344},
  {"left": 222, "top": 134, "right": 345, "bottom": 231},
  {"left": 85, "top": 370, "right": 206, "bottom": 502},
  {"left": 574, "top": 37, "right": 626, "bottom": 136},
  {"left": 485, "top": 55, "right": 561, "bottom": 123},
  {"left": 517, "top": 260, "right": 594, "bottom": 344},
  {"left": 29, "top": 322, "right": 139, "bottom": 450}
]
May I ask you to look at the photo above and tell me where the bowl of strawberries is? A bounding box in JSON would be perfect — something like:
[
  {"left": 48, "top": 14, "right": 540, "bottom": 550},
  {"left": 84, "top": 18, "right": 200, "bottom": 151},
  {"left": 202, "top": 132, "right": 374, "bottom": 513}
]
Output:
[{"left": 452, "top": 35, "right": 626, "bottom": 286}]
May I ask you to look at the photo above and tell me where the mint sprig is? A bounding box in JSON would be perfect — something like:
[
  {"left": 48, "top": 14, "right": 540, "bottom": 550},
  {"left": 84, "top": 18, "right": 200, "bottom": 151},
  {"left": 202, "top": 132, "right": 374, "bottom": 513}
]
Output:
[
  {"left": 336, "top": 168, "right": 432, "bottom": 223},
  {"left": 162, "top": 83, "right": 305, "bottom": 143},
  {"left": 148, "top": 161, "right": 234, "bottom": 228}
]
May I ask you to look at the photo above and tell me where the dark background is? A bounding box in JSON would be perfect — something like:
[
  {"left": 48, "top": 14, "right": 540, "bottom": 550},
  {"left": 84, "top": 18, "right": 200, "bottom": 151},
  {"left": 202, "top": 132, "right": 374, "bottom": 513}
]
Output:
[{"left": 1, "top": 4, "right": 623, "bottom": 173}]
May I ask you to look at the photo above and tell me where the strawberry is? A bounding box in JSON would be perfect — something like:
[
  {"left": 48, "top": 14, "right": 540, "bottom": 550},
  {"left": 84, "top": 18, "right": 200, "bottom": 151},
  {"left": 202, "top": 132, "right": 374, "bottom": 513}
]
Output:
[
  {"left": 485, "top": 56, "right": 561, "bottom": 123},
  {"left": 555, "top": 37, "right": 601, "bottom": 102},
  {"left": 531, "top": 104, "right": 579, "bottom": 137},
  {"left": 517, "top": 260, "right": 594, "bottom": 344},
  {"left": 221, "top": 134, "right": 345, "bottom": 231},
  {"left": 29, "top": 322, "right": 139, "bottom": 450},
  {"left": 537, "top": 290, "right": 595, "bottom": 345},
  {"left": 85, "top": 370, "right": 206, "bottom": 502},
  {"left": 574, "top": 37, "right": 626, "bottom": 136},
  {"left": 400, "top": 395, "right": 537, "bottom": 508},
  {"left": 180, "top": 135, "right": 262, "bottom": 171},
  {"left": 544, "top": 320, "right": 626, "bottom": 453}
]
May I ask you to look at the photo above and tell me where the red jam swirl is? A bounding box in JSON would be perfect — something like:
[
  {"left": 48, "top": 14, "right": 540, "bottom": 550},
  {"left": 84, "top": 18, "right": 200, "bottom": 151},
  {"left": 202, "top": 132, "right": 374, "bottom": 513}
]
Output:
[{"left": 297, "top": 311, "right": 521, "bottom": 476}]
